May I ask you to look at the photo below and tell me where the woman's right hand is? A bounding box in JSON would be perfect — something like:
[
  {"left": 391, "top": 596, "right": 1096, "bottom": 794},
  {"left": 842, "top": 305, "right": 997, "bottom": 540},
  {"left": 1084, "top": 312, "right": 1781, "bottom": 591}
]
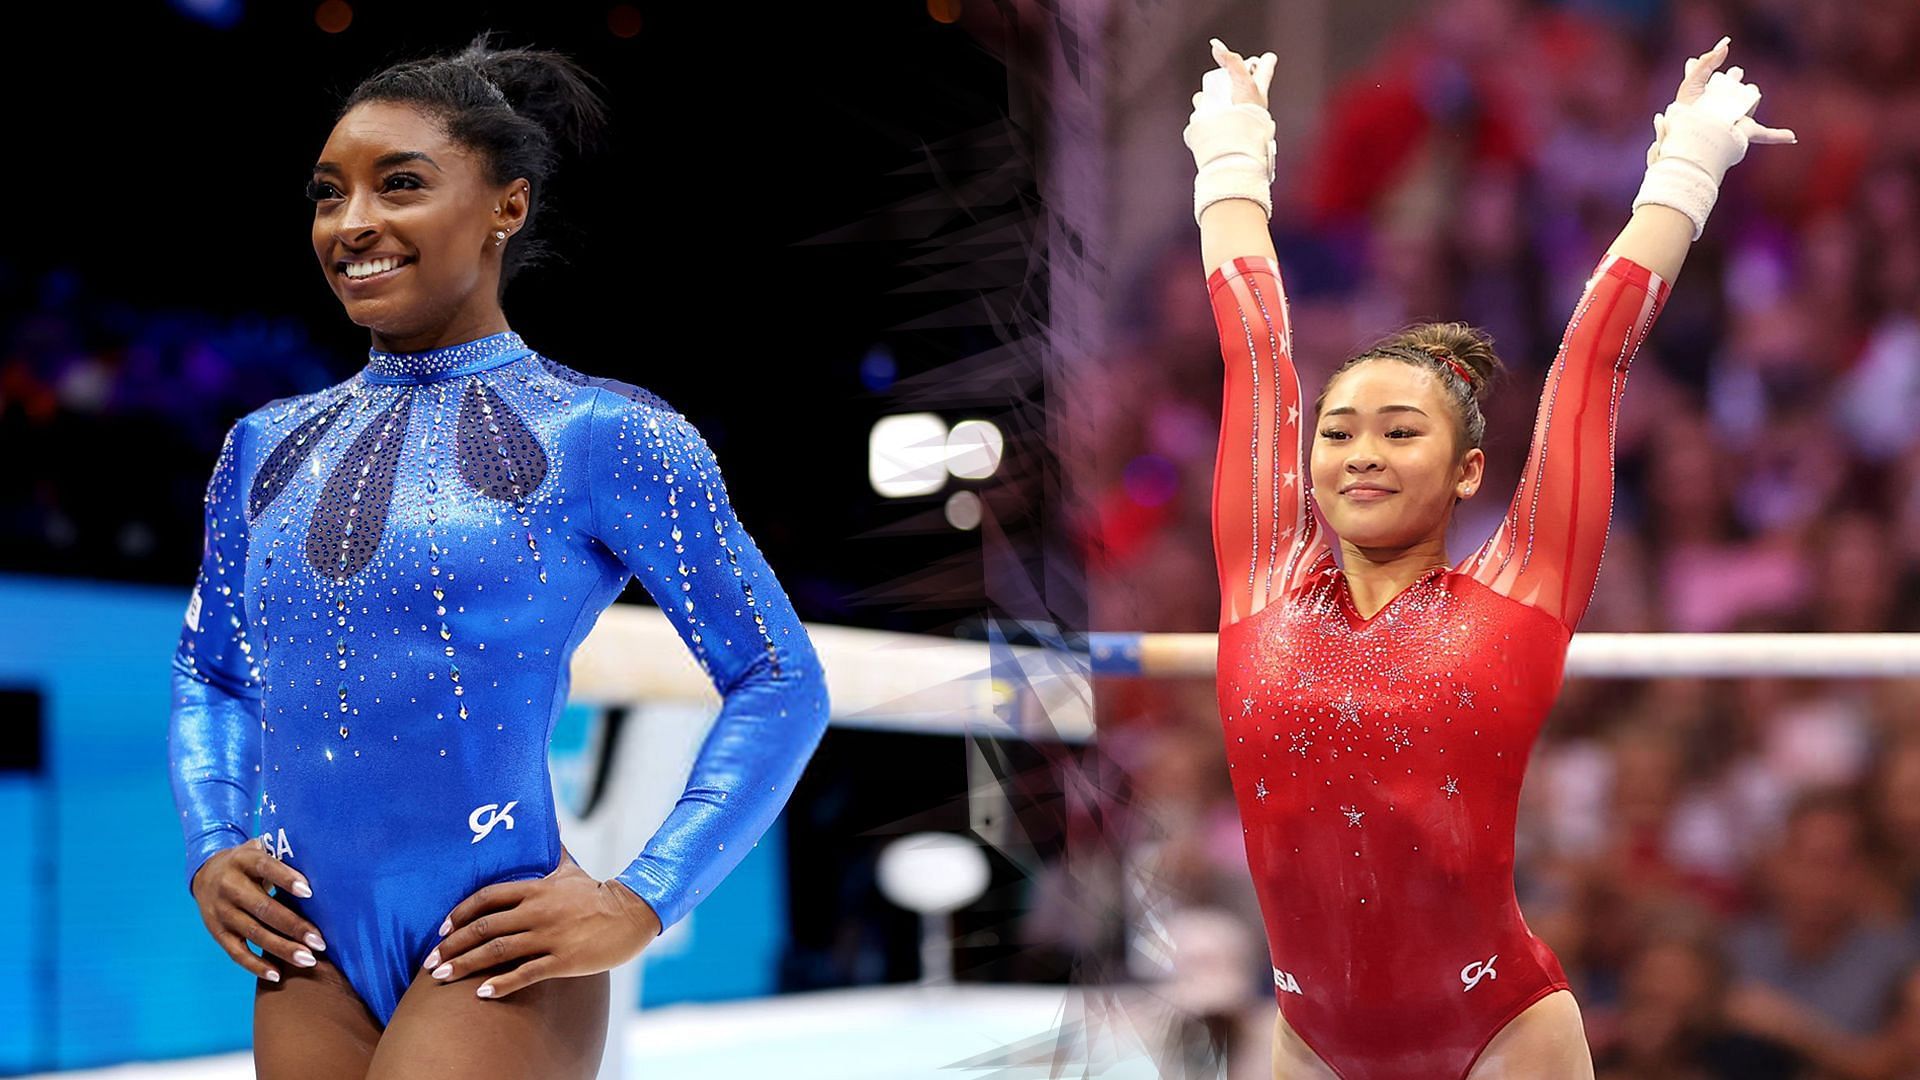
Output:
[
  {"left": 1188, "top": 37, "right": 1281, "bottom": 229},
  {"left": 1204, "top": 37, "right": 1275, "bottom": 112},
  {"left": 190, "top": 836, "right": 328, "bottom": 983}
]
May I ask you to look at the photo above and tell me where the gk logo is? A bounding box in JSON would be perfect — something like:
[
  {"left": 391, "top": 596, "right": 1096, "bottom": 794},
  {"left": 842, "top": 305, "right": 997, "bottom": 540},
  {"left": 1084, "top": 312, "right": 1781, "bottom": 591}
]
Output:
[
  {"left": 1461, "top": 954, "right": 1499, "bottom": 991},
  {"left": 469, "top": 801, "right": 519, "bottom": 843},
  {"left": 1272, "top": 966, "right": 1303, "bottom": 995},
  {"left": 185, "top": 585, "right": 203, "bottom": 633},
  {"left": 259, "top": 827, "right": 293, "bottom": 861}
]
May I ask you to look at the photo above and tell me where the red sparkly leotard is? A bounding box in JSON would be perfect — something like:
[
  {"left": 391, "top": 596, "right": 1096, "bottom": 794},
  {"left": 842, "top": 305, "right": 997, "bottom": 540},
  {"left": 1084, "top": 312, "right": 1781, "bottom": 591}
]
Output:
[{"left": 1208, "top": 253, "right": 1669, "bottom": 1080}]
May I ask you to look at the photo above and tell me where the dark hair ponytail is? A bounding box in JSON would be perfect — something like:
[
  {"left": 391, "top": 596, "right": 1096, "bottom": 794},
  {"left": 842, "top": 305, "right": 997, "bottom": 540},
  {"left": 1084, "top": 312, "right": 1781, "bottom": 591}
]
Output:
[
  {"left": 339, "top": 30, "right": 609, "bottom": 297},
  {"left": 1313, "top": 322, "right": 1506, "bottom": 451}
]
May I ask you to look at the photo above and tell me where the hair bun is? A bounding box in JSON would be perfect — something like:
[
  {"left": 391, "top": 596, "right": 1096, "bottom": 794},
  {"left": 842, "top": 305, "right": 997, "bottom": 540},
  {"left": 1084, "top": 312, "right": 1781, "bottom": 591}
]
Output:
[
  {"left": 341, "top": 30, "right": 611, "bottom": 296},
  {"left": 1394, "top": 324, "right": 1502, "bottom": 401},
  {"left": 457, "top": 31, "right": 609, "bottom": 159},
  {"left": 1316, "top": 321, "right": 1507, "bottom": 451}
]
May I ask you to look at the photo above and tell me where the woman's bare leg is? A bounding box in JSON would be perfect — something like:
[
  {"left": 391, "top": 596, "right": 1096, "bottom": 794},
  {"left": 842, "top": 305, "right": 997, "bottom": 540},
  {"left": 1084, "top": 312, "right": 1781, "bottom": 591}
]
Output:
[
  {"left": 1271, "top": 1008, "right": 1341, "bottom": 1080},
  {"left": 1268, "top": 990, "right": 1593, "bottom": 1079},
  {"left": 254, "top": 958, "right": 381, "bottom": 1080},
  {"left": 1467, "top": 989, "right": 1595, "bottom": 1080},
  {"left": 365, "top": 961, "right": 609, "bottom": 1080}
]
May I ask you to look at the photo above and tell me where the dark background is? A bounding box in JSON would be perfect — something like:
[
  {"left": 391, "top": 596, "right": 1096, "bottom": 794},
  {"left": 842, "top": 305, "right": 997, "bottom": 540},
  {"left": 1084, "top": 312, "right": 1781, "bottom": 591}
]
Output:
[
  {"left": 1, "top": 0, "right": 1068, "bottom": 997},
  {"left": 2, "top": 0, "right": 1016, "bottom": 637}
]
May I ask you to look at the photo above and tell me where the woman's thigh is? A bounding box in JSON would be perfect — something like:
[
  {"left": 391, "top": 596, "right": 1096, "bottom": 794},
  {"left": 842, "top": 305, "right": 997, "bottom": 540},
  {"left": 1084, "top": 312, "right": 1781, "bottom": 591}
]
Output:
[
  {"left": 366, "top": 962, "right": 609, "bottom": 1080},
  {"left": 254, "top": 957, "right": 381, "bottom": 1080},
  {"left": 1467, "top": 989, "right": 1594, "bottom": 1080},
  {"left": 1271, "top": 1008, "right": 1341, "bottom": 1080},
  {"left": 1269, "top": 990, "right": 1593, "bottom": 1080}
]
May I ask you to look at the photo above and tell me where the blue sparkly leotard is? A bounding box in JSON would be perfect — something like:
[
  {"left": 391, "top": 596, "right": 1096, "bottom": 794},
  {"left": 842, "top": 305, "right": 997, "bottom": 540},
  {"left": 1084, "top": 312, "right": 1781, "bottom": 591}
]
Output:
[{"left": 166, "top": 330, "right": 830, "bottom": 1025}]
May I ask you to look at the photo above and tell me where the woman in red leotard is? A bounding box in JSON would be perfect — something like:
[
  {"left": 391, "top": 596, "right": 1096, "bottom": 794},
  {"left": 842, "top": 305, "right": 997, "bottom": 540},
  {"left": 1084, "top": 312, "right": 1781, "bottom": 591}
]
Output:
[{"left": 1186, "top": 35, "right": 1794, "bottom": 1080}]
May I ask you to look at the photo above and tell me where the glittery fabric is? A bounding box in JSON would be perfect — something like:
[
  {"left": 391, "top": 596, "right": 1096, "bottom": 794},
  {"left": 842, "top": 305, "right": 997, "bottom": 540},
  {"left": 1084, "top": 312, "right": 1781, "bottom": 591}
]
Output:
[
  {"left": 1207, "top": 255, "right": 1668, "bottom": 1079},
  {"left": 168, "top": 331, "right": 830, "bottom": 1025}
]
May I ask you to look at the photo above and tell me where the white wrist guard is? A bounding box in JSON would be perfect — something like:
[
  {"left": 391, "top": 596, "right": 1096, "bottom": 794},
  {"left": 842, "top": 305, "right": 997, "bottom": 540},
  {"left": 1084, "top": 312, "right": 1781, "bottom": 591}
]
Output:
[
  {"left": 1185, "top": 102, "right": 1277, "bottom": 225},
  {"left": 1632, "top": 71, "right": 1760, "bottom": 241},
  {"left": 1633, "top": 155, "right": 1721, "bottom": 242}
]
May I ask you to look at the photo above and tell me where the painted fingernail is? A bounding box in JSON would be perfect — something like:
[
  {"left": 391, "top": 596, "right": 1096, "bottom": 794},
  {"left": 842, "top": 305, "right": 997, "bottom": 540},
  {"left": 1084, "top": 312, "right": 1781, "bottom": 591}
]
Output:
[
  {"left": 305, "top": 932, "right": 327, "bottom": 952},
  {"left": 294, "top": 949, "right": 317, "bottom": 967},
  {"left": 433, "top": 963, "right": 453, "bottom": 980},
  {"left": 265, "top": 969, "right": 281, "bottom": 983},
  {"left": 1717, "top": 35, "right": 1731, "bottom": 48},
  {"left": 439, "top": 918, "right": 452, "bottom": 936},
  {"left": 477, "top": 983, "right": 495, "bottom": 998},
  {"left": 292, "top": 879, "right": 313, "bottom": 898},
  {"left": 423, "top": 949, "right": 441, "bottom": 970}
]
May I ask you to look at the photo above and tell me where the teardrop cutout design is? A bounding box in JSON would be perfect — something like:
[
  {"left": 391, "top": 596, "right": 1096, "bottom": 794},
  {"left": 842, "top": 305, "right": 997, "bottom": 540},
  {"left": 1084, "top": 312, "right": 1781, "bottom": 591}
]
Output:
[
  {"left": 456, "top": 378, "right": 548, "bottom": 504},
  {"left": 249, "top": 393, "right": 354, "bottom": 521},
  {"left": 304, "top": 390, "right": 414, "bottom": 580}
]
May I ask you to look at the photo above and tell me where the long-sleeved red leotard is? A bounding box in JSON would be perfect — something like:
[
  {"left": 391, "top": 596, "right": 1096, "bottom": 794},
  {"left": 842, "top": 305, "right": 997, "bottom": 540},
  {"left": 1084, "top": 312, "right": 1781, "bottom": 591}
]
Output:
[{"left": 1209, "top": 253, "right": 1668, "bottom": 1080}]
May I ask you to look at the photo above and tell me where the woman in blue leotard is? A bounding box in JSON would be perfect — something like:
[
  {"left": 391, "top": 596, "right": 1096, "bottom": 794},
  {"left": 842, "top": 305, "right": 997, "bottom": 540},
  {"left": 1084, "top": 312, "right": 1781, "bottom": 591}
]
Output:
[{"left": 167, "top": 33, "right": 830, "bottom": 1077}]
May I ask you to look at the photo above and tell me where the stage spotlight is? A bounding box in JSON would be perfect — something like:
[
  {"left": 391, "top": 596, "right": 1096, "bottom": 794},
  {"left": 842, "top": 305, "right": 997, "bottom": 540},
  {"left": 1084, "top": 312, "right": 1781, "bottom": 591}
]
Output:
[
  {"left": 869, "top": 413, "right": 950, "bottom": 498},
  {"left": 945, "top": 418, "right": 1003, "bottom": 480},
  {"left": 169, "top": 0, "right": 243, "bottom": 28},
  {"left": 607, "top": 4, "right": 642, "bottom": 38},
  {"left": 860, "top": 343, "right": 897, "bottom": 392},
  {"left": 944, "top": 490, "right": 982, "bottom": 530},
  {"left": 314, "top": 0, "right": 351, "bottom": 33}
]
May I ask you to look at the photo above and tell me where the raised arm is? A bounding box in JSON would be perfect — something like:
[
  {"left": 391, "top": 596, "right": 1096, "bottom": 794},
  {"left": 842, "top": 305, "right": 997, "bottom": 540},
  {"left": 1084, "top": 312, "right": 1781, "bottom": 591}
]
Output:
[
  {"left": 1466, "top": 38, "right": 1792, "bottom": 631},
  {"left": 169, "top": 417, "right": 264, "bottom": 895},
  {"left": 1462, "top": 250, "right": 1669, "bottom": 630},
  {"left": 583, "top": 387, "right": 830, "bottom": 931},
  {"left": 1194, "top": 40, "right": 1327, "bottom": 628},
  {"left": 1205, "top": 246, "right": 1324, "bottom": 627}
]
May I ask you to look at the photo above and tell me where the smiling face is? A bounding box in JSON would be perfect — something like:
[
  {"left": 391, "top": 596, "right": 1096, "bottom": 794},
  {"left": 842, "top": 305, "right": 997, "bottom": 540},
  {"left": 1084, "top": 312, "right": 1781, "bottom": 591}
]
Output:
[
  {"left": 1310, "top": 359, "right": 1484, "bottom": 550},
  {"left": 308, "top": 101, "right": 526, "bottom": 347}
]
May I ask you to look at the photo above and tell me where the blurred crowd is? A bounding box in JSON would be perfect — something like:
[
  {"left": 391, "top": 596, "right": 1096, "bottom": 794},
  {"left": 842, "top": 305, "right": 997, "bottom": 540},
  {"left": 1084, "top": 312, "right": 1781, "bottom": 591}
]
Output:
[
  {"left": 0, "top": 258, "right": 334, "bottom": 581},
  {"left": 1060, "top": 0, "right": 1920, "bottom": 1076}
]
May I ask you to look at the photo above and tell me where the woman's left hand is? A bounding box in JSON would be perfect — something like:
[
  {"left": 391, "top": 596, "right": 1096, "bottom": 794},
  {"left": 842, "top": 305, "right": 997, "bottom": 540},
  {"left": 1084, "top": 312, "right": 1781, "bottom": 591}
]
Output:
[{"left": 421, "top": 847, "right": 663, "bottom": 999}]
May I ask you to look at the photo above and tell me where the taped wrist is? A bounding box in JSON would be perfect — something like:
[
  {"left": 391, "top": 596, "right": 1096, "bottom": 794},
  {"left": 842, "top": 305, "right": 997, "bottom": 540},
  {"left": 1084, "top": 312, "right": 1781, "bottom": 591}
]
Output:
[
  {"left": 1632, "top": 155, "right": 1718, "bottom": 241},
  {"left": 1631, "top": 97, "right": 1750, "bottom": 242},
  {"left": 1186, "top": 103, "right": 1277, "bottom": 225}
]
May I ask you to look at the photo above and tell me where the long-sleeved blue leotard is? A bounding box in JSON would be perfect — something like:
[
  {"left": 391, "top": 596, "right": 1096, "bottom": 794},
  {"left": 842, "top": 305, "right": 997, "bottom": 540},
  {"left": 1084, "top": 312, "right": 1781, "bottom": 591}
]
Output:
[{"left": 167, "top": 330, "right": 830, "bottom": 1024}]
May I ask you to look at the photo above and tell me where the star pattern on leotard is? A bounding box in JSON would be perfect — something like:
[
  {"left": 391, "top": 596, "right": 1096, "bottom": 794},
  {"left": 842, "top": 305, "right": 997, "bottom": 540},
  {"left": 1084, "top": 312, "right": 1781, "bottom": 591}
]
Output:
[
  {"left": 1242, "top": 695, "right": 1254, "bottom": 716},
  {"left": 1331, "top": 691, "right": 1362, "bottom": 731},
  {"left": 1254, "top": 778, "right": 1270, "bottom": 802},
  {"left": 1206, "top": 249, "right": 1669, "bottom": 1033}
]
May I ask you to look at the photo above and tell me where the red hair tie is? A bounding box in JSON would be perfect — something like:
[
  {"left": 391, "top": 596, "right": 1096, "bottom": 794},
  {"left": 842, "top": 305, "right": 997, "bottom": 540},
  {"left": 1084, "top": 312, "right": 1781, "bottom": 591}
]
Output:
[{"left": 1434, "top": 352, "right": 1473, "bottom": 385}]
